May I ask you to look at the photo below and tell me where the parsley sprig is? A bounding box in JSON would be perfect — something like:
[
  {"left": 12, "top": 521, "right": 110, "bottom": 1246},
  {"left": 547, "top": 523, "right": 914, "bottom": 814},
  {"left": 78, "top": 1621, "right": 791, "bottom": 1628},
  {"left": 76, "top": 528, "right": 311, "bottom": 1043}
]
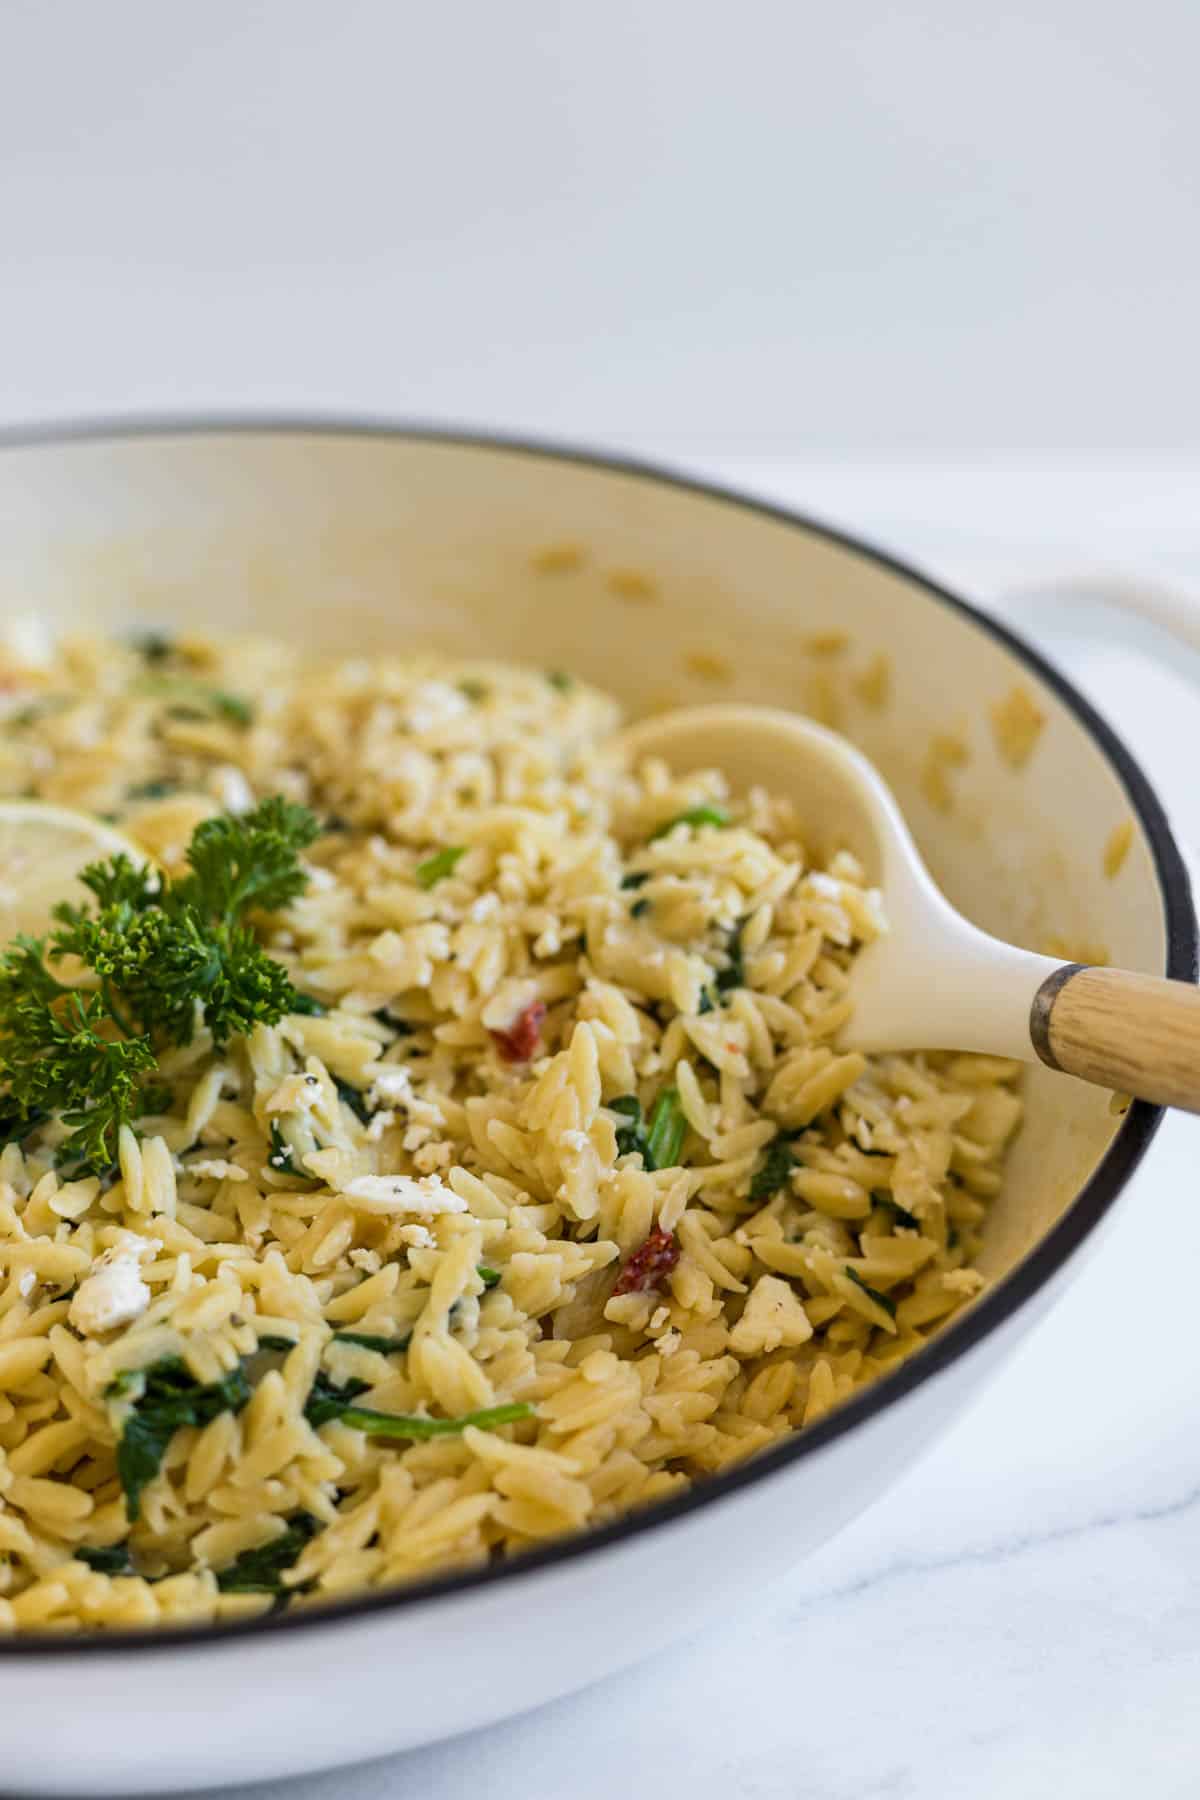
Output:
[{"left": 0, "top": 797, "right": 320, "bottom": 1172}]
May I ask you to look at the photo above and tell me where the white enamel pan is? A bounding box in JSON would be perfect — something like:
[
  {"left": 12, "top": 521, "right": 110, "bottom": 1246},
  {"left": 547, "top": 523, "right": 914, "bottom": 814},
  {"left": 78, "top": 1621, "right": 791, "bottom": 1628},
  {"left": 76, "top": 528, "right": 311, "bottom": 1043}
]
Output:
[{"left": 0, "top": 421, "right": 1193, "bottom": 1796}]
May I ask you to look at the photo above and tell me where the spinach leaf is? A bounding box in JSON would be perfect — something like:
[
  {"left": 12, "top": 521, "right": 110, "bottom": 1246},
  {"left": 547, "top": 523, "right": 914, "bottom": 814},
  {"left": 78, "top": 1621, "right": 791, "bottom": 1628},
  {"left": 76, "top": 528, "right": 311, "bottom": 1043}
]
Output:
[
  {"left": 125, "top": 779, "right": 179, "bottom": 802},
  {"left": 875, "top": 1194, "right": 920, "bottom": 1231},
  {"left": 750, "top": 1135, "right": 796, "bottom": 1202},
  {"left": 305, "top": 1370, "right": 532, "bottom": 1440},
  {"left": 309, "top": 1388, "right": 533, "bottom": 1440},
  {"left": 414, "top": 846, "right": 466, "bottom": 889},
  {"left": 303, "top": 1370, "right": 372, "bottom": 1428},
  {"left": 213, "top": 692, "right": 254, "bottom": 726},
  {"left": 610, "top": 1090, "right": 686, "bottom": 1171},
  {"left": 135, "top": 673, "right": 253, "bottom": 725},
  {"left": 132, "top": 631, "right": 175, "bottom": 666},
  {"left": 75, "top": 1543, "right": 134, "bottom": 1576},
  {"left": 112, "top": 1358, "right": 251, "bottom": 1521},
  {"left": 267, "top": 1121, "right": 296, "bottom": 1172},
  {"left": 650, "top": 805, "right": 729, "bottom": 841},
  {"left": 330, "top": 1330, "right": 412, "bottom": 1355},
  {"left": 334, "top": 1078, "right": 372, "bottom": 1124},
  {"left": 843, "top": 1266, "right": 897, "bottom": 1319},
  {"left": 610, "top": 1094, "right": 648, "bottom": 1160},
  {"left": 216, "top": 1512, "right": 321, "bottom": 1599},
  {"left": 714, "top": 921, "right": 745, "bottom": 995},
  {"left": 644, "top": 1087, "right": 686, "bottom": 1170}
]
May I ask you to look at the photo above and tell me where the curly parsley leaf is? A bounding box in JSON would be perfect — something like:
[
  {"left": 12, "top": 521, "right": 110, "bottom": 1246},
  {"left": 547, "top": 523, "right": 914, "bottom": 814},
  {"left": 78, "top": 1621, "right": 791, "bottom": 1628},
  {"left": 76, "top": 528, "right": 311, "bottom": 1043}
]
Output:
[
  {"left": 175, "top": 796, "right": 320, "bottom": 923},
  {"left": 0, "top": 798, "right": 320, "bottom": 1167},
  {"left": 0, "top": 969, "right": 157, "bottom": 1172}
]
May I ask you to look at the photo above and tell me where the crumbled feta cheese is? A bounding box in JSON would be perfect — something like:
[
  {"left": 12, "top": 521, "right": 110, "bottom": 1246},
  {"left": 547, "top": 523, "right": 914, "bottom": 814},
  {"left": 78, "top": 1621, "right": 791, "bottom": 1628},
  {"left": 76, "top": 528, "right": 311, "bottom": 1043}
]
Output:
[
  {"left": 413, "top": 1140, "right": 453, "bottom": 1174},
  {"left": 348, "top": 1248, "right": 383, "bottom": 1274},
  {"left": 208, "top": 764, "right": 255, "bottom": 815},
  {"left": 17, "top": 1269, "right": 36, "bottom": 1298},
  {"left": 368, "top": 1067, "right": 413, "bottom": 1108},
  {"left": 561, "top": 1129, "right": 590, "bottom": 1154},
  {"left": 404, "top": 680, "right": 470, "bottom": 734},
  {"left": 648, "top": 1304, "right": 670, "bottom": 1332},
  {"left": 480, "top": 979, "right": 540, "bottom": 1034},
  {"left": 943, "top": 1268, "right": 985, "bottom": 1297},
  {"left": 397, "top": 1223, "right": 435, "bottom": 1250},
  {"left": 655, "top": 1328, "right": 682, "bottom": 1357},
  {"left": 69, "top": 1234, "right": 158, "bottom": 1337},
  {"left": 728, "top": 1275, "right": 813, "bottom": 1356},
  {"left": 342, "top": 1173, "right": 468, "bottom": 1216},
  {"left": 365, "top": 1109, "right": 396, "bottom": 1141},
  {"left": 184, "top": 1159, "right": 249, "bottom": 1184}
]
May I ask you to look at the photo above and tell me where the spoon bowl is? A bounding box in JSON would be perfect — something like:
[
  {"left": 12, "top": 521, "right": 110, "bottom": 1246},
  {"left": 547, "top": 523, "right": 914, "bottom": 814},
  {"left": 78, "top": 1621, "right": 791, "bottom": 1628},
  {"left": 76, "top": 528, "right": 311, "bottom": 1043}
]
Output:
[{"left": 619, "top": 703, "right": 1200, "bottom": 1104}]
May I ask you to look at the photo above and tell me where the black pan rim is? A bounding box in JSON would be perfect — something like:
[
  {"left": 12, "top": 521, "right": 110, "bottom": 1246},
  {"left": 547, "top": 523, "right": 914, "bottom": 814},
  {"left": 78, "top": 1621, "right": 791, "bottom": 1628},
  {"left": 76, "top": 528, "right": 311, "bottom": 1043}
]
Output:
[{"left": 0, "top": 411, "right": 1192, "bottom": 1657}]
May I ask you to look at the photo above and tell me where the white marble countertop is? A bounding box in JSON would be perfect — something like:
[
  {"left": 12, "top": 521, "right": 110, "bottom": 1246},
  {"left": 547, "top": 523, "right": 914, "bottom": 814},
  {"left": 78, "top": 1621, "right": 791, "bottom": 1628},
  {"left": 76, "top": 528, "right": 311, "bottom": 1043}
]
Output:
[{"left": 154, "top": 458, "right": 1200, "bottom": 1800}]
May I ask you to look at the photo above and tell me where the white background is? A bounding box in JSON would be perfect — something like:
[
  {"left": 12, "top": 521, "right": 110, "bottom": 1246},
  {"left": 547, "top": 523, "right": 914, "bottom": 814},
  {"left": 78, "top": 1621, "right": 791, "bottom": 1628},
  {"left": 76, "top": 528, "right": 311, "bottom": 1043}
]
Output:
[{"left": 0, "top": 0, "right": 1198, "bottom": 455}]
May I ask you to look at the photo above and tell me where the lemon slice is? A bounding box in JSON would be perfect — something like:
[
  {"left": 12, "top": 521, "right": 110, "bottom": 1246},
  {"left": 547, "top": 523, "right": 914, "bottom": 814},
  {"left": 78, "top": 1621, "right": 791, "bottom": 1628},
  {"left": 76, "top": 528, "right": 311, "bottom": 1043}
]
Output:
[{"left": 0, "top": 803, "right": 148, "bottom": 941}]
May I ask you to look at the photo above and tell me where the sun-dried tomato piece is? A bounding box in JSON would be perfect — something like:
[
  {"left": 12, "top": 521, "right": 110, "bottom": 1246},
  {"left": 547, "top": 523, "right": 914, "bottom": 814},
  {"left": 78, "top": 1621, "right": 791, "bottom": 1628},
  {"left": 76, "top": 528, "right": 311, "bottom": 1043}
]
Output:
[
  {"left": 611, "top": 1228, "right": 680, "bottom": 1297},
  {"left": 489, "top": 1000, "right": 547, "bottom": 1064}
]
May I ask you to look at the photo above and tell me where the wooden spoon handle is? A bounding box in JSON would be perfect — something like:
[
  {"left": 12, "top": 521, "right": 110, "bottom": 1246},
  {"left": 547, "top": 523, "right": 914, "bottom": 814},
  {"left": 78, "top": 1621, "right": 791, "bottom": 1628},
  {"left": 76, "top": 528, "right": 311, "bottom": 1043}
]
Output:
[{"left": 1031, "top": 964, "right": 1200, "bottom": 1111}]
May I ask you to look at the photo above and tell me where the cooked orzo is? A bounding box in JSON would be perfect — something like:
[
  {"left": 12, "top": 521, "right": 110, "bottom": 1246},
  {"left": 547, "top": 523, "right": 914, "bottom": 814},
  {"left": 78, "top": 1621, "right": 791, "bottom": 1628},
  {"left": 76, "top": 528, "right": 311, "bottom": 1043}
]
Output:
[{"left": 0, "top": 630, "right": 1022, "bottom": 1632}]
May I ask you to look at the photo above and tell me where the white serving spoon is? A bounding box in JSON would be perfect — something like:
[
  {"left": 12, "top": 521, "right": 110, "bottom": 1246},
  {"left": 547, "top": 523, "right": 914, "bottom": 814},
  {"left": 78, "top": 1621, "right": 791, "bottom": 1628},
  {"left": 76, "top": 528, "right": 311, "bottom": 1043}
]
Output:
[{"left": 618, "top": 704, "right": 1200, "bottom": 1112}]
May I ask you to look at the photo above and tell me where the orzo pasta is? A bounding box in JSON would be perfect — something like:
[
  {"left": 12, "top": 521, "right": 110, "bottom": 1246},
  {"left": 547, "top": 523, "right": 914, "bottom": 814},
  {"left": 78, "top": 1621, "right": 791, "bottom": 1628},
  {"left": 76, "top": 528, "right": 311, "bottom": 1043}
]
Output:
[{"left": 0, "top": 631, "right": 1022, "bottom": 1632}]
